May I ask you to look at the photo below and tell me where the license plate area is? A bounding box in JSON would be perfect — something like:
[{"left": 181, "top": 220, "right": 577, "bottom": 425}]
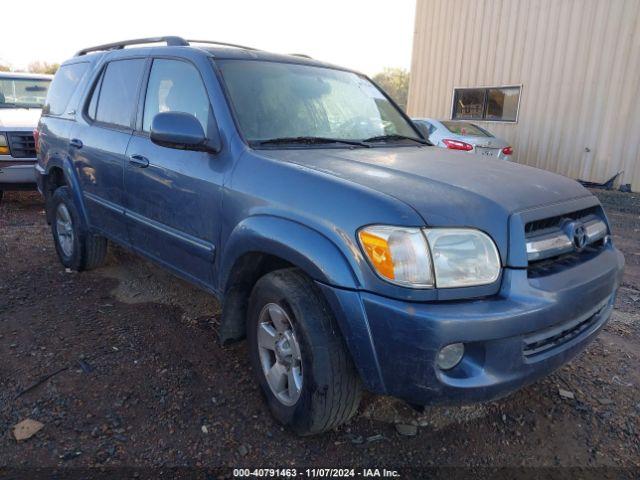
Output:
[{"left": 476, "top": 147, "right": 499, "bottom": 157}]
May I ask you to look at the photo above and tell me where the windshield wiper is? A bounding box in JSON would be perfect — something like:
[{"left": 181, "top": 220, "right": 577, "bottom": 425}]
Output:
[
  {"left": 256, "top": 136, "right": 370, "bottom": 147},
  {"left": 362, "top": 134, "right": 428, "bottom": 145}
]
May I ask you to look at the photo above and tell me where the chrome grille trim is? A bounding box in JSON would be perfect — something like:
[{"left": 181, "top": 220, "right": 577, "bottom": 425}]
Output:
[{"left": 526, "top": 218, "right": 607, "bottom": 262}]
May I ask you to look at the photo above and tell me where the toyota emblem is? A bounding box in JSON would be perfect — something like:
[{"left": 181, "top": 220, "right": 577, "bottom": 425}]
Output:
[{"left": 572, "top": 224, "right": 587, "bottom": 251}]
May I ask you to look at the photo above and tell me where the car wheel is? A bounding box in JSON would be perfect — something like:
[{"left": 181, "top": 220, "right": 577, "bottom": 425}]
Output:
[
  {"left": 51, "top": 186, "right": 107, "bottom": 271},
  {"left": 247, "top": 268, "right": 362, "bottom": 435}
]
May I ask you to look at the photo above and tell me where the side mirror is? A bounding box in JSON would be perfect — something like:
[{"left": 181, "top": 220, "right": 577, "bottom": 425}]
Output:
[{"left": 150, "top": 112, "right": 214, "bottom": 152}]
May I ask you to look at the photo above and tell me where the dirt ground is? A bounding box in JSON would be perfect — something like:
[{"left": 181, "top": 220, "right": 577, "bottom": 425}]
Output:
[{"left": 0, "top": 189, "right": 638, "bottom": 473}]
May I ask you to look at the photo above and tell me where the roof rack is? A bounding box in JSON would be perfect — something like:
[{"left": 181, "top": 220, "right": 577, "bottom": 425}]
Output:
[
  {"left": 290, "top": 53, "right": 313, "bottom": 59},
  {"left": 75, "top": 36, "right": 260, "bottom": 56},
  {"left": 187, "top": 40, "right": 260, "bottom": 51},
  {"left": 75, "top": 36, "right": 189, "bottom": 56}
]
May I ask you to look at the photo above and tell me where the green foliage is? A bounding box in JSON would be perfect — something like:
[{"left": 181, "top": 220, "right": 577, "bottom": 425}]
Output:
[{"left": 372, "top": 68, "right": 410, "bottom": 111}]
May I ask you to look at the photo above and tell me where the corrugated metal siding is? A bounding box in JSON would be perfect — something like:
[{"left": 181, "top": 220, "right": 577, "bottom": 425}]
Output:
[{"left": 407, "top": 0, "right": 640, "bottom": 192}]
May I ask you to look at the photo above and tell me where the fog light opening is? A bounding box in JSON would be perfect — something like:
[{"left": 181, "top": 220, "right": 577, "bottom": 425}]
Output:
[{"left": 437, "top": 343, "right": 465, "bottom": 370}]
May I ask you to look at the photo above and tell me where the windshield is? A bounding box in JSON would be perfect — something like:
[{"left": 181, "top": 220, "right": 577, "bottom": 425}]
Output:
[
  {"left": 217, "top": 60, "right": 420, "bottom": 145},
  {"left": 442, "top": 121, "right": 492, "bottom": 137},
  {"left": 0, "top": 76, "right": 51, "bottom": 108}
]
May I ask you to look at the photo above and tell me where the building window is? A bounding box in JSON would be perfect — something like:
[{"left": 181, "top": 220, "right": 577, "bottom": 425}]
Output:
[{"left": 452, "top": 86, "right": 520, "bottom": 122}]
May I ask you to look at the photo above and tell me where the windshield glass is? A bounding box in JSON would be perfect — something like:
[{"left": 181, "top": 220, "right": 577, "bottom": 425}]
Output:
[
  {"left": 217, "top": 60, "right": 419, "bottom": 145},
  {"left": 0, "top": 76, "right": 51, "bottom": 108},
  {"left": 442, "top": 121, "right": 492, "bottom": 137}
]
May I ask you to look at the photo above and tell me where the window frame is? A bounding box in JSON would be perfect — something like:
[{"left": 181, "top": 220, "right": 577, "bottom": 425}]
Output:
[
  {"left": 450, "top": 84, "right": 522, "bottom": 123},
  {"left": 82, "top": 56, "right": 149, "bottom": 133},
  {"left": 134, "top": 55, "right": 214, "bottom": 138}
]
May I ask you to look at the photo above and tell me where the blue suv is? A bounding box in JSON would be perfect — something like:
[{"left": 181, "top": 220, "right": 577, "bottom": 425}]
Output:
[{"left": 36, "top": 37, "right": 624, "bottom": 435}]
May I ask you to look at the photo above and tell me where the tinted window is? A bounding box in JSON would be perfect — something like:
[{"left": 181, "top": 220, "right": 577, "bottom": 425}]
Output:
[
  {"left": 94, "top": 59, "right": 145, "bottom": 127},
  {"left": 44, "top": 63, "right": 88, "bottom": 115},
  {"left": 143, "top": 59, "right": 209, "bottom": 132},
  {"left": 452, "top": 86, "right": 520, "bottom": 122}
]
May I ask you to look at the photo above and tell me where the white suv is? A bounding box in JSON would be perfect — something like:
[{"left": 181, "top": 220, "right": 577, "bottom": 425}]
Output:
[{"left": 0, "top": 72, "right": 52, "bottom": 202}]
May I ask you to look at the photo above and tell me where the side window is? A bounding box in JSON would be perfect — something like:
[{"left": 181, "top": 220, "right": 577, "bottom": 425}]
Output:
[
  {"left": 92, "top": 59, "right": 145, "bottom": 128},
  {"left": 142, "top": 59, "right": 210, "bottom": 132},
  {"left": 44, "top": 63, "right": 89, "bottom": 116}
]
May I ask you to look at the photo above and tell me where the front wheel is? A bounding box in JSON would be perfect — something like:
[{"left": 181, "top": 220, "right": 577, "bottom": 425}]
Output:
[{"left": 247, "top": 268, "right": 362, "bottom": 435}]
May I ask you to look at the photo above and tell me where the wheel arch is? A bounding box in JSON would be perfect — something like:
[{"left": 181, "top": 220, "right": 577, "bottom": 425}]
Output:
[
  {"left": 43, "top": 157, "right": 88, "bottom": 227},
  {"left": 217, "top": 215, "right": 361, "bottom": 344}
]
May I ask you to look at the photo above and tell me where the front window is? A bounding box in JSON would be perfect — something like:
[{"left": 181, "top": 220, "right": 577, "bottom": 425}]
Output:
[
  {"left": 217, "top": 60, "right": 420, "bottom": 145},
  {"left": 0, "top": 76, "right": 51, "bottom": 108}
]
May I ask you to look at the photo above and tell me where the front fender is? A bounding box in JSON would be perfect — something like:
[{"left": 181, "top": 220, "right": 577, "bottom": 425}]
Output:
[{"left": 219, "top": 215, "right": 361, "bottom": 292}]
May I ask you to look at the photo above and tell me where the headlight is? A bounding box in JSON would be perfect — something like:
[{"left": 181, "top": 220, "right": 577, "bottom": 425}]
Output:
[
  {"left": 424, "top": 228, "right": 501, "bottom": 288},
  {"left": 0, "top": 134, "right": 9, "bottom": 155},
  {"left": 358, "top": 226, "right": 500, "bottom": 288}
]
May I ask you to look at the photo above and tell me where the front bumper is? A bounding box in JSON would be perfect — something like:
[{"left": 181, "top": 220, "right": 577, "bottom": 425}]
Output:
[
  {"left": 319, "top": 245, "right": 624, "bottom": 405},
  {"left": 0, "top": 160, "right": 37, "bottom": 188}
]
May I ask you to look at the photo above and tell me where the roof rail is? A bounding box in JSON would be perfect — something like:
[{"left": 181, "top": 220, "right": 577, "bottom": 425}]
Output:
[
  {"left": 186, "top": 40, "right": 260, "bottom": 51},
  {"left": 290, "top": 53, "right": 313, "bottom": 59},
  {"left": 75, "top": 36, "right": 189, "bottom": 56}
]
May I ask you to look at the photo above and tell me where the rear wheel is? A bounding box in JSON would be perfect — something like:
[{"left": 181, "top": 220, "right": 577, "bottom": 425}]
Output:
[
  {"left": 247, "top": 268, "right": 362, "bottom": 435},
  {"left": 50, "top": 186, "right": 107, "bottom": 271}
]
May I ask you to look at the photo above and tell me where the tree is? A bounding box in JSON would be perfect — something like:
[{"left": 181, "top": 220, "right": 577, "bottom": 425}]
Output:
[
  {"left": 372, "top": 68, "right": 410, "bottom": 111},
  {"left": 27, "top": 61, "right": 59, "bottom": 75},
  {"left": 0, "top": 64, "right": 10, "bottom": 72}
]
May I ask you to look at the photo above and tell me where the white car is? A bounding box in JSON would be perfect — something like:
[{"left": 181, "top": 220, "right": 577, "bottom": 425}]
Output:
[
  {"left": 0, "top": 72, "right": 52, "bottom": 202},
  {"left": 413, "top": 118, "right": 513, "bottom": 160}
]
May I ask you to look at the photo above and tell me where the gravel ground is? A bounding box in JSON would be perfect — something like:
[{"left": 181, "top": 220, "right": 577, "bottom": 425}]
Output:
[{"left": 0, "top": 189, "right": 638, "bottom": 473}]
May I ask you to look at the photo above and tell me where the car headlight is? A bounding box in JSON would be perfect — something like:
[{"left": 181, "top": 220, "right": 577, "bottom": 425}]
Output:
[
  {"left": 358, "top": 226, "right": 500, "bottom": 288},
  {"left": 0, "top": 134, "right": 9, "bottom": 155}
]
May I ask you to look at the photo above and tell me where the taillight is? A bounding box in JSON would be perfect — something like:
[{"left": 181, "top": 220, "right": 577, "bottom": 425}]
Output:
[
  {"left": 33, "top": 128, "right": 40, "bottom": 155},
  {"left": 502, "top": 146, "right": 513, "bottom": 155},
  {"left": 442, "top": 139, "right": 473, "bottom": 151}
]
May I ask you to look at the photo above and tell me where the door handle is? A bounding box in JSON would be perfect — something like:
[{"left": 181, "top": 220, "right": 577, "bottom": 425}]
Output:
[
  {"left": 129, "top": 154, "right": 149, "bottom": 168},
  {"left": 69, "top": 138, "right": 83, "bottom": 149}
]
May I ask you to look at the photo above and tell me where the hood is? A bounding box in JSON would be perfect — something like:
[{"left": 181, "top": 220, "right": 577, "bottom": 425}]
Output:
[
  {"left": 261, "top": 146, "right": 592, "bottom": 262},
  {"left": 0, "top": 108, "right": 42, "bottom": 128}
]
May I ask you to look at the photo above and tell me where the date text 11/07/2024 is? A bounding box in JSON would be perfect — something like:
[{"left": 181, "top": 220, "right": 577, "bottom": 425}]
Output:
[{"left": 233, "top": 468, "right": 401, "bottom": 478}]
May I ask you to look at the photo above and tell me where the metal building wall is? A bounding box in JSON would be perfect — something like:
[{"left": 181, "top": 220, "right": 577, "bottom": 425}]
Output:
[{"left": 407, "top": 0, "right": 640, "bottom": 192}]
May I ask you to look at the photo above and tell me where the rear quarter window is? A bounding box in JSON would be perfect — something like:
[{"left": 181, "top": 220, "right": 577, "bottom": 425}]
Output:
[{"left": 44, "top": 63, "right": 89, "bottom": 116}]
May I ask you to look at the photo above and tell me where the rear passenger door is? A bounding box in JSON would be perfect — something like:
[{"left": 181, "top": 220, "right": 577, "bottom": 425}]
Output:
[
  {"left": 123, "top": 57, "right": 223, "bottom": 287},
  {"left": 69, "top": 57, "right": 146, "bottom": 243}
]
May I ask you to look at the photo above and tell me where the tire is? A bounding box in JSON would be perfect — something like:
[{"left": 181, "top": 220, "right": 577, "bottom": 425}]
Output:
[
  {"left": 50, "top": 186, "right": 107, "bottom": 271},
  {"left": 247, "top": 268, "right": 362, "bottom": 435}
]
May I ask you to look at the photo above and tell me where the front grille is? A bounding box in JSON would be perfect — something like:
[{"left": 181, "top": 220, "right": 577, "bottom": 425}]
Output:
[
  {"left": 7, "top": 132, "right": 36, "bottom": 158},
  {"left": 524, "top": 205, "right": 608, "bottom": 275},
  {"left": 527, "top": 242, "right": 604, "bottom": 278},
  {"left": 525, "top": 206, "right": 598, "bottom": 236},
  {"left": 523, "top": 299, "right": 609, "bottom": 358}
]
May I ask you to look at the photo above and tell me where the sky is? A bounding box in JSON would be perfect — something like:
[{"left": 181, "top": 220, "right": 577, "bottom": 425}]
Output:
[{"left": 0, "top": 0, "right": 416, "bottom": 76}]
